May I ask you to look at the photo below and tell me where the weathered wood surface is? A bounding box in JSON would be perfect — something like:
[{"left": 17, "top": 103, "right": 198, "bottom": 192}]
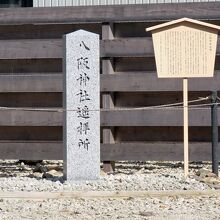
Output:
[
  {"left": 101, "top": 38, "right": 155, "bottom": 57},
  {"left": 101, "top": 71, "right": 220, "bottom": 92},
  {"left": 0, "top": 24, "right": 101, "bottom": 40},
  {"left": 0, "top": 110, "right": 61, "bottom": 126},
  {"left": 102, "top": 23, "right": 116, "bottom": 172},
  {"left": 0, "top": 39, "right": 62, "bottom": 59},
  {"left": 0, "top": 108, "right": 218, "bottom": 126},
  {"left": 101, "top": 142, "right": 218, "bottom": 161},
  {"left": 102, "top": 37, "right": 220, "bottom": 57},
  {"left": 101, "top": 108, "right": 220, "bottom": 126},
  {"left": 0, "top": 37, "right": 219, "bottom": 59},
  {"left": 0, "top": 74, "right": 62, "bottom": 92},
  {"left": 0, "top": 72, "right": 219, "bottom": 93},
  {"left": 0, "top": 3, "right": 219, "bottom": 24},
  {"left": 0, "top": 141, "right": 62, "bottom": 160},
  {"left": 0, "top": 141, "right": 217, "bottom": 161}
]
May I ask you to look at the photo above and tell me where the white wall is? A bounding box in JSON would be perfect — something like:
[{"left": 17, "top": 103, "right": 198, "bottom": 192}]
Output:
[{"left": 33, "top": 0, "right": 219, "bottom": 7}]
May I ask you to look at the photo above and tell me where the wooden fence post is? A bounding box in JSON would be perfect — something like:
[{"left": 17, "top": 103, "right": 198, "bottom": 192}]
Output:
[
  {"left": 102, "top": 22, "right": 115, "bottom": 173},
  {"left": 211, "top": 91, "right": 219, "bottom": 176}
]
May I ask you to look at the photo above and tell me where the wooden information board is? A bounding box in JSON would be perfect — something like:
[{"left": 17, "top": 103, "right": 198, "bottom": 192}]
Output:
[
  {"left": 147, "top": 18, "right": 220, "bottom": 78},
  {"left": 147, "top": 18, "right": 220, "bottom": 178}
]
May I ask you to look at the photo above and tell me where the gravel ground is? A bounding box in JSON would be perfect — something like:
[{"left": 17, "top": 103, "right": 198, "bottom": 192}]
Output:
[
  {"left": 0, "top": 196, "right": 220, "bottom": 220},
  {"left": 0, "top": 160, "right": 219, "bottom": 219},
  {"left": 0, "top": 160, "right": 217, "bottom": 192}
]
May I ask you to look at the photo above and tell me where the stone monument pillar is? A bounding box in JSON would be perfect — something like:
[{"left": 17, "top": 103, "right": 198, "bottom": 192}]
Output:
[{"left": 63, "top": 30, "right": 100, "bottom": 181}]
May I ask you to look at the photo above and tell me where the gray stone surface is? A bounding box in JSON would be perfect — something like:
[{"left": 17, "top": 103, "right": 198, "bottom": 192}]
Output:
[{"left": 63, "top": 30, "right": 100, "bottom": 181}]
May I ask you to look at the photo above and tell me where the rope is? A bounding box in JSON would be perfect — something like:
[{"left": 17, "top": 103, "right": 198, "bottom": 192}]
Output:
[
  {"left": 0, "top": 96, "right": 213, "bottom": 112},
  {"left": 113, "top": 103, "right": 220, "bottom": 111},
  {"left": 113, "top": 96, "right": 211, "bottom": 110}
]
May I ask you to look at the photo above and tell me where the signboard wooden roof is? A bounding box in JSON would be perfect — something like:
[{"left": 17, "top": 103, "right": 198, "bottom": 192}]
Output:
[
  {"left": 147, "top": 18, "right": 220, "bottom": 32},
  {"left": 146, "top": 18, "right": 220, "bottom": 78}
]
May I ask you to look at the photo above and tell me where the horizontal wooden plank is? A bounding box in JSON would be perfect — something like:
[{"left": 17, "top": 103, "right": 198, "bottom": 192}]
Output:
[
  {"left": 101, "top": 71, "right": 220, "bottom": 92},
  {"left": 0, "top": 74, "right": 62, "bottom": 92},
  {"left": 0, "top": 23, "right": 101, "bottom": 40},
  {"left": 0, "top": 108, "right": 218, "bottom": 126},
  {"left": 0, "top": 39, "right": 62, "bottom": 59},
  {"left": 0, "top": 110, "right": 62, "bottom": 126},
  {"left": 0, "top": 72, "right": 219, "bottom": 93},
  {"left": 101, "top": 108, "right": 220, "bottom": 126},
  {"left": 101, "top": 38, "right": 154, "bottom": 57},
  {"left": 0, "top": 3, "right": 220, "bottom": 24},
  {"left": 0, "top": 38, "right": 152, "bottom": 59},
  {"left": 101, "top": 142, "right": 219, "bottom": 161},
  {"left": 102, "top": 37, "right": 220, "bottom": 57},
  {"left": 0, "top": 71, "right": 219, "bottom": 93},
  {"left": 0, "top": 141, "right": 217, "bottom": 161},
  {"left": 0, "top": 37, "right": 220, "bottom": 59},
  {"left": 0, "top": 141, "right": 62, "bottom": 160}
]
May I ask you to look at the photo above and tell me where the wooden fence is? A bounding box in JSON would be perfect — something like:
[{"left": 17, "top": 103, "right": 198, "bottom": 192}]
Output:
[{"left": 0, "top": 3, "right": 219, "bottom": 165}]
